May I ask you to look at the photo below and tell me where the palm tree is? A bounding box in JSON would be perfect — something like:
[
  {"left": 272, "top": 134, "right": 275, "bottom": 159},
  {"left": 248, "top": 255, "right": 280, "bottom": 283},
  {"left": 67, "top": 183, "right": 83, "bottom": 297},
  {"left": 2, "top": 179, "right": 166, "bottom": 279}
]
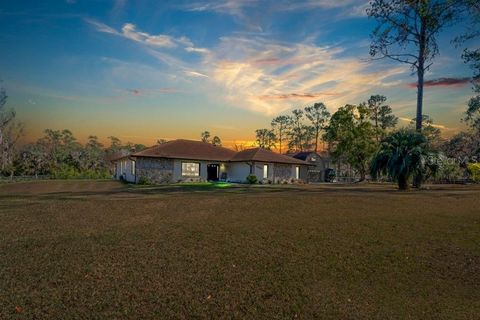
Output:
[{"left": 370, "top": 129, "right": 438, "bottom": 190}]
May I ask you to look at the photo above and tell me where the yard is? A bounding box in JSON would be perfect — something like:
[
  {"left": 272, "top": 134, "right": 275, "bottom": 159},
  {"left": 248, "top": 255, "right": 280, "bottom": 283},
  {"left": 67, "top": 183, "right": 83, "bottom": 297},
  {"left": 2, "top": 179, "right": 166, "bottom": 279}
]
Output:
[{"left": 0, "top": 180, "right": 479, "bottom": 319}]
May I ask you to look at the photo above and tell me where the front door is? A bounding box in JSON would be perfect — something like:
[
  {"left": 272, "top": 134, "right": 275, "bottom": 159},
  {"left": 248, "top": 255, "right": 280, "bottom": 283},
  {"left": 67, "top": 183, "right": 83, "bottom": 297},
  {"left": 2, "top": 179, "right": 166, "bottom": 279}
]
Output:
[{"left": 207, "top": 164, "right": 219, "bottom": 181}]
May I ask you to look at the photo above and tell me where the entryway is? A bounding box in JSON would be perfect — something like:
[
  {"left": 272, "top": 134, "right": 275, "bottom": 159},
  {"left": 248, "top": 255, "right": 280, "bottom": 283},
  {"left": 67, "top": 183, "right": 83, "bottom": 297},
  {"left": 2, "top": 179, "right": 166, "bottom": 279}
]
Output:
[{"left": 207, "top": 164, "right": 219, "bottom": 181}]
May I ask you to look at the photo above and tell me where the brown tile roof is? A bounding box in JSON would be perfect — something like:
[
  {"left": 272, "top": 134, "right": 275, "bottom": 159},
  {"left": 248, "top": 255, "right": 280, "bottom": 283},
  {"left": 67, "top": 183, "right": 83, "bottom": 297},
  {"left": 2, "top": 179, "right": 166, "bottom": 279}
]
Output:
[
  {"left": 132, "top": 139, "right": 237, "bottom": 161},
  {"left": 230, "top": 148, "right": 308, "bottom": 165}
]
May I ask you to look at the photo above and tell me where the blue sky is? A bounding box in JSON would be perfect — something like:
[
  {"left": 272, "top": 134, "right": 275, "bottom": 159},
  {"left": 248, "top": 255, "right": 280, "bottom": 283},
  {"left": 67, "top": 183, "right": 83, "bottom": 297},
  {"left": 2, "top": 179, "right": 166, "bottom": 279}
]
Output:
[{"left": 0, "top": 0, "right": 478, "bottom": 146}]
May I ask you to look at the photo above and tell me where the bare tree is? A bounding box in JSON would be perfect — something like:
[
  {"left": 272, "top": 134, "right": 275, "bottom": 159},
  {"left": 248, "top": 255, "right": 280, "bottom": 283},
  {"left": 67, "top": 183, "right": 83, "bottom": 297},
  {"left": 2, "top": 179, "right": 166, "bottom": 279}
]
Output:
[
  {"left": 0, "top": 84, "right": 15, "bottom": 151},
  {"left": 368, "top": 0, "right": 459, "bottom": 131}
]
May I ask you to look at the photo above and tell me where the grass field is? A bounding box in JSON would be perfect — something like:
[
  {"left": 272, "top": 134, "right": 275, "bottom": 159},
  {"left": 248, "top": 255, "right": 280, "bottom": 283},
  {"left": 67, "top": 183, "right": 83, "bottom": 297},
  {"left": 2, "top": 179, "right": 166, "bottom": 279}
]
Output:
[{"left": 0, "top": 180, "right": 479, "bottom": 319}]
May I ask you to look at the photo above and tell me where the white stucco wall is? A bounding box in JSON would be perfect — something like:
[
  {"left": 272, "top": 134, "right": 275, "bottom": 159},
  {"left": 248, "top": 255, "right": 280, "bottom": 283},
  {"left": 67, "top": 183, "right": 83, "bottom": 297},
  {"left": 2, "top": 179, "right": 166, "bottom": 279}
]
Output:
[
  {"left": 114, "top": 158, "right": 136, "bottom": 183},
  {"left": 227, "top": 162, "right": 251, "bottom": 182}
]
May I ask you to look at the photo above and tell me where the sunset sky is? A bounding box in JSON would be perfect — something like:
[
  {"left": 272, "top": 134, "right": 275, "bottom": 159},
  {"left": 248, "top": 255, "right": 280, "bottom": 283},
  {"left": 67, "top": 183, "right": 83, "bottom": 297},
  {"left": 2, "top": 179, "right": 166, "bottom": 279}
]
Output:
[{"left": 1, "top": 0, "right": 478, "bottom": 148}]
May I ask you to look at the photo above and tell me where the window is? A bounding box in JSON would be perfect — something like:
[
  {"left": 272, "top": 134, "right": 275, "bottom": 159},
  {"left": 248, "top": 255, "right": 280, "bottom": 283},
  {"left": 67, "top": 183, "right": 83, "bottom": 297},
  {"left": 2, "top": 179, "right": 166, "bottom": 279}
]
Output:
[
  {"left": 295, "top": 166, "right": 300, "bottom": 179},
  {"left": 263, "top": 164, "right": 269, "bottom": 179},
  {"left": 131, "top": 160, "right": 136, "bottom": 175},
  {"left": 182, "top": 162, "right": 200, "bottom": 176}
]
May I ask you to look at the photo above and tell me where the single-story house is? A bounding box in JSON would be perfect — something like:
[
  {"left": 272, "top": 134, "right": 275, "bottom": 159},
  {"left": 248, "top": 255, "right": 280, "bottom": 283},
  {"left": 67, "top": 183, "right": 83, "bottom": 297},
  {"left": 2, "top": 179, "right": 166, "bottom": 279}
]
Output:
[
  {"left": 288, "top": 151, "right": 332, "bottom": 183},
  {"left": 113, "top": 139, "right": 308, "bottom": 184}
]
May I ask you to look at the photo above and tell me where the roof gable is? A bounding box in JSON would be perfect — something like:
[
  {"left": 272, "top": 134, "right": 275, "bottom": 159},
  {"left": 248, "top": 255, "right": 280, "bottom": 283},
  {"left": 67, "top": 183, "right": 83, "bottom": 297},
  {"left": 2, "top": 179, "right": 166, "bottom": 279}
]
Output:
[
  {"left": 131, "top": 140, "right": 309, "bottom": 165},
  {"left": 231, "top": 148, "right": 308, "bottom": 165},
  {"left": 132, "top": 139, "right": 237, "bottom": 161}
]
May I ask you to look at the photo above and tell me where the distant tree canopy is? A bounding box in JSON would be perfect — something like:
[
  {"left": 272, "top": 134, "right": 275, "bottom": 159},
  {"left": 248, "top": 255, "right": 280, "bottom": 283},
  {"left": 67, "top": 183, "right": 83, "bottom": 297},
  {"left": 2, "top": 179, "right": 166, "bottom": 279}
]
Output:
[
  {"left": 304, "top": 102, "right": 330, "bottom": 152},
  {"left": 271, "top": 115, "right": 291, "bottom": 154},
  {"left": 255, "top": 129, "right": 276, "bottom": 150},
  {"left": 11, "top": 130, "right": 145, "bottom": 179},
  {"left": 200, "top": 130, "right": 222, "bottom": 146},
  {"left": 200, "top": 131, "right": 210, "bottom": 143}
]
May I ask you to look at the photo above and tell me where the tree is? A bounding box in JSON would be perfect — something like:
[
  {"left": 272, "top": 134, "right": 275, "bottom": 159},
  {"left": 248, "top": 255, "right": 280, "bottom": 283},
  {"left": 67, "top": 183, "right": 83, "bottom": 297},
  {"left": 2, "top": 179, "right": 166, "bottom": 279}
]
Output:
[
  {"left": 20, "top": 143, "right": 48, "bottom": 178},
  {"left": 200, "top": 131, "right": 210, "bottom": 143},
  {"left": 324, "top": 104, "right": 378, "bottom": 181},
  {"left": 81, "top": 135, "right": 105, "bottom": 171},
  {"left": 0, "top": 84, "right": 15, "bottom": 147},
  {"left": 410, "top": 114, "right": 441, "bottom": 146},
  {"left": 287, "top": 109, "right": 315, "bottom": 152},
  {"left": 368, "top": 0, "right": 458, "bottom": 131},
  {"left": 371, "top": 129, "right": 439, "bottom": 190},
  {"left": 211, "top": 136, "right": 222, "bottom": 146},
  {"left": 367, "top": 95, "right": 398, "bottom": 141},
  {"left": 0, "top": 84, "right": 19, "bottom": 176},
  {"left": 1, "top": 121, "right": 23, "bottom": 177},
  {"left": 271, "top": 115, "right": 291, "bottom": 154},
  {"left": 255, "top": 129, "right": 276, "bottom": 150},
  {"left": 441, "top": 131, "right": 479, "bottom": 165},
  {"left": 304, "top": 102, "right": 330, "bottom": 152},
  {"left": 461, "top": 32, "right": 480, "bottom": 133}
]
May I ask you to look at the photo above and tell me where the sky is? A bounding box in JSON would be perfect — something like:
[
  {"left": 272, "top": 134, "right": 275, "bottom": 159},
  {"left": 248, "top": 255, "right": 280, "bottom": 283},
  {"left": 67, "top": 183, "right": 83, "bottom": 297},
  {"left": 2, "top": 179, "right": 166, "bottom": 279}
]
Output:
[{"left": 0, "top": 0, "right": 478, "bottom": 148}]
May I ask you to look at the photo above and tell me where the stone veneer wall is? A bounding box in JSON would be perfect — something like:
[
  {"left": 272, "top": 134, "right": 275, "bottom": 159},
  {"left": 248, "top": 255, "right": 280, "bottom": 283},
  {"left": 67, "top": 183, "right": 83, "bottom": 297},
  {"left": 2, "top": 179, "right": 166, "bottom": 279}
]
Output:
[
  {"left": 273, "top": 164, "right": 292, "bottom": 183},
  {"left": 136, "top": 158, "right": 174, "bottom": 184}
]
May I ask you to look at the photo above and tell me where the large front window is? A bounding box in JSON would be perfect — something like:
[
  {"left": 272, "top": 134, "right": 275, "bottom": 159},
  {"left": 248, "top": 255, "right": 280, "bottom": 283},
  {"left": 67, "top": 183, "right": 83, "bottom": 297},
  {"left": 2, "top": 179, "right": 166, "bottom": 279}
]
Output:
[
  {"left": 295, "top": 166, "right": 300, "bottom": 179},
  {"left": 263, "top": 164, "right": 269, "bottom": 179},
  {"left": 182, "top": 162, "right": 200, "bottom": 176}
]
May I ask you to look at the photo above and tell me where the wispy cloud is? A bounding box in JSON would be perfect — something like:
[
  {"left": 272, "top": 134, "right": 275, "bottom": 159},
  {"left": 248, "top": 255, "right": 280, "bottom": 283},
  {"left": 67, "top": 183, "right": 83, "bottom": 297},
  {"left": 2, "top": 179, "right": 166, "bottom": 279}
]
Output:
[
  {"left": 407, "top": 77, "right": 471, "bottom": 88},
  {"left": 86, "top": 19, "right": 186, "bottom": 48},
  {"left": 86, "top": 18, "right": 409, "bottom": 116},
  {"left": 206, "top": 36, "right": 407, "bottom": 114},
  {"left": 126, "top": 88, "right": 179, "bottom": 96}
]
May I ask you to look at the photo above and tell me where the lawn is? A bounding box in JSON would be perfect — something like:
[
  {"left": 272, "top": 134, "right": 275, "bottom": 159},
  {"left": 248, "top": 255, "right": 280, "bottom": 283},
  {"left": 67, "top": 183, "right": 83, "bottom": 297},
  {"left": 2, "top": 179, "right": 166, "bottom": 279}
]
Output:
[{"left": 0, "top": 180, "right": 479, "bottom": 319}]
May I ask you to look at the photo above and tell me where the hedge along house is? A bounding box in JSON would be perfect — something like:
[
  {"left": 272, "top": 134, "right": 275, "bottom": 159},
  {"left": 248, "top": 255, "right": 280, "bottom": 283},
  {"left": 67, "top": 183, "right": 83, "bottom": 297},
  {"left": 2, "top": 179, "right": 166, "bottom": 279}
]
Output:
[{"left": 113, "top": 139, "right": 308, "bottom": 184}]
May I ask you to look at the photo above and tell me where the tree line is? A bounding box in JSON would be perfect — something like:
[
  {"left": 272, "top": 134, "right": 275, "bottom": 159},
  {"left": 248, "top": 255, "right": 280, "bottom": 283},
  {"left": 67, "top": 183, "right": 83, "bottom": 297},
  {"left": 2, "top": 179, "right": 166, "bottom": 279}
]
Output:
[{"left": 0, "top": 93, "right": 147, "bottom": 179}]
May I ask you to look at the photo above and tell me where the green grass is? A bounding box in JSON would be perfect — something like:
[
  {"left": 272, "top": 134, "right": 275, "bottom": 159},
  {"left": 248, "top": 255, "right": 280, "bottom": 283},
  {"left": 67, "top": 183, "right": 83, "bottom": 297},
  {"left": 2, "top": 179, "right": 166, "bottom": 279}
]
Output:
[{"left": 0, "top": 180, "right": 479, "bottom": 319}]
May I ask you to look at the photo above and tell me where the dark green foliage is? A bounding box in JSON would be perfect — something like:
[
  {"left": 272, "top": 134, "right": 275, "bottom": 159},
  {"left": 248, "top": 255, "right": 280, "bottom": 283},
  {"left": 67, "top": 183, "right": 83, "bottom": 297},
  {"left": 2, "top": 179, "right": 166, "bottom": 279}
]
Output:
[
  {"left": 324, "top": 104, "right": 378, "bottom": 181},
  {"left": 11, "top": 130, "right": 142, "bottom": 179},
  {"left": 246, "top": 174, "right": 257, "bottom": 184},
  {"left": 371, "top": 129, "right": 439, "bottom": 190}
]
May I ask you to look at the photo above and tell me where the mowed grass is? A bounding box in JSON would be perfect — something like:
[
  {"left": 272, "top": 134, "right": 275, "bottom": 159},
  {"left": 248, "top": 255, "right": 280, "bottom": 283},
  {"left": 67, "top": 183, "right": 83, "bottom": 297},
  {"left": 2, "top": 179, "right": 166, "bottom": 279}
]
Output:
[{"left": 0, "top": 181, "right": 479, "bottom": 319}]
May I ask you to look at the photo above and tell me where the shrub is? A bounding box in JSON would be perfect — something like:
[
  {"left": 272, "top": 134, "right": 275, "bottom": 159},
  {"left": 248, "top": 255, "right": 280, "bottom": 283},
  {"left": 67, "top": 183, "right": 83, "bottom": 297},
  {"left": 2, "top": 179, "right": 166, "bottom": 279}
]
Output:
[
  {"left": 246, "top": 174, "right": 257, "bottom": 184},
  {"left": 138, "top": 175, "right": 151, "bottom": 185},
  {"left": 467, "top": 163, "right": 480, "bottom": 182},
  {"left": 50, "top": 165, "right": 111, "bottom": 180}
]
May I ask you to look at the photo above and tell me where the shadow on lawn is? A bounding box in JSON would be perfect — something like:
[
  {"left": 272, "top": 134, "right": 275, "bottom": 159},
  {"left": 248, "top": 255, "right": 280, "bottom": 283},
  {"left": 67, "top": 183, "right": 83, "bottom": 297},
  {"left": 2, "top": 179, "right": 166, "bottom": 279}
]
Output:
[{"left": 1, "top": 181, "right": 478, "bottom": 202}]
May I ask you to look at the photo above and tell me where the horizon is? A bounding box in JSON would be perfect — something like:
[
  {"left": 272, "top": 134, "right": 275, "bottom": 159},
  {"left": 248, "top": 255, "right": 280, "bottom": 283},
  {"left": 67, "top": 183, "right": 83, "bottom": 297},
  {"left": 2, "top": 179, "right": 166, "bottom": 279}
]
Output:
[{"left": 1, "top": 0, "right": 479, "bottom": 148}]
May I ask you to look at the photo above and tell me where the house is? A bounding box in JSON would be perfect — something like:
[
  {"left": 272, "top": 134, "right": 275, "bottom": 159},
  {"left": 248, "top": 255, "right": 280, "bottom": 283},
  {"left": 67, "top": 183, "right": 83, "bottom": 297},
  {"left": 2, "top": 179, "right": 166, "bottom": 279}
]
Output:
[
  {"left": 112, "top": 139, "right": 308, "bottom": 184},
  {"left": 288, "top": 151, "right": 331, "bottom": 183}
]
